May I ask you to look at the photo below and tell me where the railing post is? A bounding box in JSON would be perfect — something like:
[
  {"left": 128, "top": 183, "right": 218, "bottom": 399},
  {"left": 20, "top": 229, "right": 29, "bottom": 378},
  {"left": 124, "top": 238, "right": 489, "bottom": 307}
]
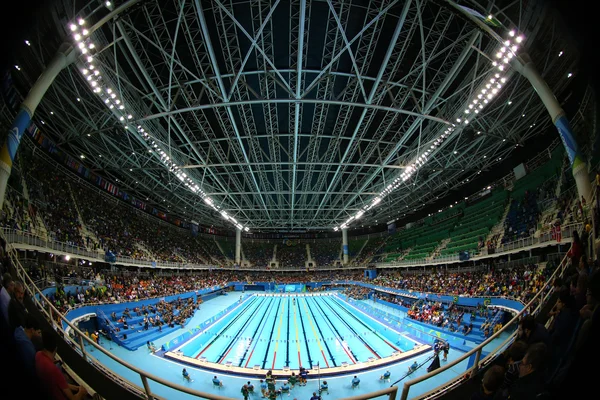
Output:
[
  {"left": 472, "top": 348, "right": 482, "bottom": 373},
  {"left": 400, "top": 383, "right": 410, "bottom": 400},
  {"left": 140, "top": 375, "right": 153, "bottom": 399},
  {"left": 78, "top": 334, "right": 88, "bottom": 362}
]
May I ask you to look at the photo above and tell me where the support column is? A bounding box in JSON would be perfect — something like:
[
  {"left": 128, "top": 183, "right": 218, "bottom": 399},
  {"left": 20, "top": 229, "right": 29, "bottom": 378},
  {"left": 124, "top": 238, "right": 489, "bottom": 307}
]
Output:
[
  {"left": 515, "top": 54, "right": 592, "bottom": 202},
  {"left": 235, "top": 227, "right": 241, "bottom": 265},
  {"left": 342, "top": 228, "right": 349, "bottom": 264},
  {"left": 0, "top": 44, "right": 75, "bottom": 207}
]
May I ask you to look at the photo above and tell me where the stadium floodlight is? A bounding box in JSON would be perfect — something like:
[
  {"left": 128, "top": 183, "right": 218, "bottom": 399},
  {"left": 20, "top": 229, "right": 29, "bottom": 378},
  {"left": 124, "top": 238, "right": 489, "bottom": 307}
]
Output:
[
  {"left": 333, "top": 26, "right": 525, "bottom": 231},
  {"left": 67, "top": 15, "right": 250, "bottom": 232}
]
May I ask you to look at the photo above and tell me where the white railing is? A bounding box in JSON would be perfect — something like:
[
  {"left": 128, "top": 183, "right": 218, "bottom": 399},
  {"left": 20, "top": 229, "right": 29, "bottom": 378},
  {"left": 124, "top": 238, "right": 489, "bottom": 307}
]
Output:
[
  {"left": 375, "top": 222, "right": 581, "bottom": 269},
  {"left": 2, "top": 223, "right": 570, "bottom": 400},
  {"left": 2, "top": 231, "right": 237, "bottom": 400},
  {"left": 398, "top": 249, "right": 571, "bottom": 400}
]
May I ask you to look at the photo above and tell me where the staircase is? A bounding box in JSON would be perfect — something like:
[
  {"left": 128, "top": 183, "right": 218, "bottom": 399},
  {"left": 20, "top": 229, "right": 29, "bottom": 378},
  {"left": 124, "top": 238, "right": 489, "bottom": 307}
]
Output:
[
  {"left": 490, "top": 202, "right": 512, "bottom": 247},
  {"left": 430, "top": 239, "right": 451, "bottom": 260},
  {"left": 352, "top": 240, "right": 370, "bottom": 264},
  {"left": 135, "top": 242, "right": 155, "bottom": 261},
  {"left": 213, "top": 239, "right": 231, "bottom": 264},
  {"left": 66, "top": 182, "right": 102, "bottom": 252}
]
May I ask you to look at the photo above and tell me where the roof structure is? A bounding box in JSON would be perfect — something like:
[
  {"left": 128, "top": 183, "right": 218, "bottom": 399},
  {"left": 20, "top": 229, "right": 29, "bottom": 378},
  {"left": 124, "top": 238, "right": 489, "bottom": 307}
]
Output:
[{"left": 6, "top": 0, "right": 579, "bottom": 231}]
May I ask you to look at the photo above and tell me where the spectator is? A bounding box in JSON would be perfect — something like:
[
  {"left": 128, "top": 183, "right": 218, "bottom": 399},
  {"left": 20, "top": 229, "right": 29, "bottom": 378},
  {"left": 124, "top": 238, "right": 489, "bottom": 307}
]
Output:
[
  {"left": 8, "top": 280, "right": 27, "bottom": 331},
  {"left": 500, "top": 340, "right": 527, "bottom": 393},
  {"left": 408, "top": 361, "right": 419, "bottom": 374},
  {"left": 212, "top": 375, "right": 223, "bottom": 387},
  {"left": 509, "top": 343, "right": 547, "bottom": 400},
  {"left": 471, "top": 365, "right": 505, "bottom": 400},
  {"left": 0, "top": 272, "right": 14, "bottom": 323},
  {"left": 352, "top": 375, "right": 360, "bottom": 387},
  {"left": 517, "top": 315, "right": 549, "bottom": 346},
  {"left": 36, "top": 329, "right": 88, "bottom": 400},
  {"left": 14, "top": 313, "right": 42, "bottom": 379}
]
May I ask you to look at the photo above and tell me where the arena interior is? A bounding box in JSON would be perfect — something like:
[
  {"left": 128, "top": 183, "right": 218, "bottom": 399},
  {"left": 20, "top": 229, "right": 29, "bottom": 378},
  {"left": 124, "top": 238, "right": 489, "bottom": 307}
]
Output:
[{"left": 0, "top": 1, "right": 599, "bottom": 400}]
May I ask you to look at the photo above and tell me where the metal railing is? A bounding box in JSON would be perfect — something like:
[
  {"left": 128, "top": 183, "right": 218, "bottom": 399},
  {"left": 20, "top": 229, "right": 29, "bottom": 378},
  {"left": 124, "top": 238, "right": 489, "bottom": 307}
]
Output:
[
  {"left": 397, "top": 248, "right": 571, "bottom": 400},
  {"left": 2, "top": 230, "right": 237, "bottom": 400},
  {"left": 3, "top": 226, "right": 570, "bottom": 400},
  {"left": 375, "top": 222, "right": 580, "bottom": 269}
]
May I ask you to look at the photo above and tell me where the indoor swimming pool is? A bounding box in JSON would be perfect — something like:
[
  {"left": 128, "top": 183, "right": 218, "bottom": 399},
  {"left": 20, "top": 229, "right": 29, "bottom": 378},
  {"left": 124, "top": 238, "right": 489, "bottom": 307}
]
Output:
[{"left": 177, "top": 293, "right": 418, "bottom": 371}]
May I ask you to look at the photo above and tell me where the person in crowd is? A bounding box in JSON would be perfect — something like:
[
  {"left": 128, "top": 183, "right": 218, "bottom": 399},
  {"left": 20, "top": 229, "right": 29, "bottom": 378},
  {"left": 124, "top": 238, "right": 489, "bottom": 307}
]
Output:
[
  {"left": 517, "top": 315, "right": 549, "bottom": 346},
  {"left": 352, "top": 375, "right": 360, "bottom": 388},
  {"left": 380, "top": 370, "right": 391, "bottom": 380},
  {"left": 246, "top": 381, "right": 254, "bottom": 393},
  {"left": 14, "top": 313, "right": 42, "bottom": 379},
  {"left": 280, "top": 380, "right": 290, "bottom": 393},
  {"left": 319, "top": 380, "right": 328, "bottom": 394},
  {"left": 0, "top": 272, "right": 14, "bottom": 323},
  {"left": 8, "top": 280, "right": 27, "bottom": 331},
  {"left": 147, "top": 340, "right": 157, "bottom": 353},
  {"left": 36, "top": 329, "right": 88, "bottom": 400},
  {"left": 471, "top": 365, "right": 505, "bottom": 400},
  {"left": 508, "top": 343, "right": 547, "bottom": 400},
  {"left": 288, "top": 372, "right": 297, "bottom": 388},
  {"left": 260, "top": 379, "right": 268, "bottom": 397},
  {"left": 500, "top": 340, "right": 527, "bottom": 394},
  {"left": 241, "top": 384, "right": 249, "bottom": 400},
  {"left": 212, "top": 375, "right": 223, "bottom": 387},
  {"left": 182, "top": 368, "right": 191, "bottom": 382},
  {"left": 408, "top": 361, "right": 419, "bottom": 374},
  {"left": 310, "top": 391, "right": 321, "bottom": 400}
]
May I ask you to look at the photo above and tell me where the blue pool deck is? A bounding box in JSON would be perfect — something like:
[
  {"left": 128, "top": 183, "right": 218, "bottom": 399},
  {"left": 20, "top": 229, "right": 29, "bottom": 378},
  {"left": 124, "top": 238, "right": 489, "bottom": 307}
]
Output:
[{"left": 81, "top": 291, "right": 513, "bottom": 399}]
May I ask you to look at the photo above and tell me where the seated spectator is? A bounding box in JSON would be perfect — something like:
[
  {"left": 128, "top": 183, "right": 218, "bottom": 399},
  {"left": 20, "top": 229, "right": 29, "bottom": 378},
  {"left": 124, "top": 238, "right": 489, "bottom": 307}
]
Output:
[
  {"left": 517, "top": 315, "right": 549, "bottom": 346},
  {"left": 14, "top": 313, "right": 42, "bottom": 379},
  {"left": 509, "top": 342, "right": 547, "bottom": 400},
  {"left": 288, "top": 372, "right": 297, "bottom": 388},
  {"left": 408, "top": 361, "right": 419, "bottom": 374},
  {"left": 36, "top": 329, "right": 88, "bottom": 400},
  {"left": 500, "top": 340, "right": 527, "bottom": 394},
  {"left": 380, "top": 370, "right": 391, "bottom": 381},
  {"left": 182, "top": 368, "right": 192, "bottom": 382},
  {"left": 212, "top": 375, "right": 223, "bottom": 387},
  {"left": 147, "top": 341, "right": 157, "bottom": 353},
  {"left": 319, "top": 380, "right": 328, "bottom": 393},
  {"left": 471, "top": 365, "right": 505, "bottom": 400},
  {"left": 280, "top": 381, "right": 290, "bottom": 392}
]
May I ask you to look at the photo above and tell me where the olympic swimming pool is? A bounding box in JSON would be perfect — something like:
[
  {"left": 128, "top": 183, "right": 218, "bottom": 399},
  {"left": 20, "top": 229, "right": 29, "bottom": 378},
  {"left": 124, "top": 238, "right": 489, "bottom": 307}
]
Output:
[
  {"left": 174, "top": 293, "right": 419, "bottom": 372},
  {"left": 80, "top": 291, "right": 514, "bottom": 399}
]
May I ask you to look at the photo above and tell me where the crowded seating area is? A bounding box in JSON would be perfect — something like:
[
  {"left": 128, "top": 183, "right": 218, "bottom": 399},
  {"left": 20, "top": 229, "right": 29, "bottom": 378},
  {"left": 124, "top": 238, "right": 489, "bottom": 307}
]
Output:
[
  {"left": 310, "top": 240, "right": 341, "bottom": 266},
  {"left": 242, "top": 241, "right": 274, "bottom": 267},
  {"left": 276, "top": 242, "right": 306, "bottom": 268}
]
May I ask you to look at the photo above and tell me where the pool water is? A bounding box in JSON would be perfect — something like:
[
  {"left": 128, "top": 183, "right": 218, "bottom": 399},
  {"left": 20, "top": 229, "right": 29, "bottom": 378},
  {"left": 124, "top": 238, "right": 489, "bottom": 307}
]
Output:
[{"left": 179, "top": 293, "right": 417, "bottom": 371}]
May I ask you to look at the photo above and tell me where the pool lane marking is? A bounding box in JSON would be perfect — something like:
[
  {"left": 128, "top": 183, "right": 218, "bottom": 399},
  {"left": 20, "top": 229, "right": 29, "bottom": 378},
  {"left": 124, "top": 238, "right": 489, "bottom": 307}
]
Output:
[
  {"left": 319, "top": 296, "right": 381, "bottom": 359},
  {"left": 301, "top": 297, "right": 331, "bottom": 368},
  {"left": 292, "top": 297, "right": 303, "bottom": 368},
  {"left": 216, "top": 298, "right": 268, "bottom": 363},
  {"left": 285, "top": 297, "right": 291, "bottom": 367},
  {"left": 330, "top": 295, "right": 403, "bottom": 352},
  {"left": 308, "top": 296, "right": 357, "bottom": 364},
  {"left": 261, "top": 298, "right": 282, "bottom": 369},
  {"left": 271, "top": 297, "right": 287, "bottom": 370},
  {"left": 195, "top": 297, "right": 260, "bottom": 359},
  {"left": 244, "top": 297, "right": 281, "bottom": 368},
  {"left": 237, "top": 298, "right": 275, "bottom": 367}
]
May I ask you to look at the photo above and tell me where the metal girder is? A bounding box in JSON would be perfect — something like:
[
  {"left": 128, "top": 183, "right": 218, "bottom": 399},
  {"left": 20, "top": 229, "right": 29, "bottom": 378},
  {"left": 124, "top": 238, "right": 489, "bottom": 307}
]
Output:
[{"left": 5, "top": 0, "right": 585, "bottom": 232}]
